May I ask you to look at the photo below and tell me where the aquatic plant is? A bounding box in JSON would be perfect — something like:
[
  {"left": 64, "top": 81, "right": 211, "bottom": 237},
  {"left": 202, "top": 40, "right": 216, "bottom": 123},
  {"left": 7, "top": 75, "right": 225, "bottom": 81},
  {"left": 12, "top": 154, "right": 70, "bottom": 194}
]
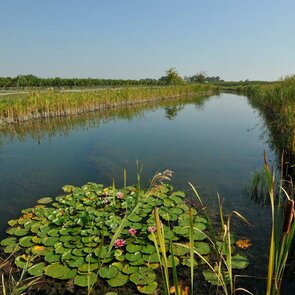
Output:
[
  {"left": 263, "top": 152, "right": 295, "bottom": 295},
  {"left": 0, "top": 178, "right": 249, "bottom": 294}
]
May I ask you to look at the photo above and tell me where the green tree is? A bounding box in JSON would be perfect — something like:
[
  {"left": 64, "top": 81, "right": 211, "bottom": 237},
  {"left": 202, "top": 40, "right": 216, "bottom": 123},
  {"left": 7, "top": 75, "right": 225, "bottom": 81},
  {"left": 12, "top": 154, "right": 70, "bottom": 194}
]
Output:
[{"left": 159, "top": 68, "right": 185, "bottom": 85}]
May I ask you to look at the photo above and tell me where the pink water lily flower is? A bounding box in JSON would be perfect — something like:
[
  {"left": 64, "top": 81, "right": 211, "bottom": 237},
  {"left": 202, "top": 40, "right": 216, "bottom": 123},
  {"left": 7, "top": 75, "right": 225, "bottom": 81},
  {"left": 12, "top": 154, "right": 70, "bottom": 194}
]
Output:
[
  {"left": 117, "top": 192, "right": 124, "bottom": 199},
  {"left": 114, "top": 239, "right": 125, "bottom": 248},
  {"left": 148, "top": 226, "right": 156, "bottom": 233},
  {"left": 128, "top": 228, "right": 137, "bottom": 235}
]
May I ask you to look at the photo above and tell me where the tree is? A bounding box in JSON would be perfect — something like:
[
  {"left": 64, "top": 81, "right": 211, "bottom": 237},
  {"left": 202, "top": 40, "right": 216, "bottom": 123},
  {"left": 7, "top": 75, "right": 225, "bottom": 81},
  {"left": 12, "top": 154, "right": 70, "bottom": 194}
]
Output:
[{"left": 159, "top": 68, "right": 185, "bottom": 85}]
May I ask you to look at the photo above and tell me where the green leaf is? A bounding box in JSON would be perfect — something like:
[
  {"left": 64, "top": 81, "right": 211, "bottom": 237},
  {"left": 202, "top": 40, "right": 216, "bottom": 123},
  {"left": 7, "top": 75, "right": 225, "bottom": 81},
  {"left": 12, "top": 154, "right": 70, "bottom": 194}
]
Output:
[
  {"left": 231, "top": 254, "right": 250, "bottom": 269},
  {"left": 194, "top": 242, "right": 211, "bottom": 255},
  {"left": 37, "top": 197, "right": 53, "bottom": 204},
  {"left": 19, "top": 236, "right": 33, "bottom": 247},
  {"left": 0, "top": 237, "right": 17, "bottom": 246},
  {"left": 15, "top": 255, "right": 33, "bottom": 269},
  {"left": 98, "top": 265, "right": 119, "bottom": 279},
  {"left": 107, "top": 272, "right": 129, "bottom": 287},
  {"left": 45, "top": 263, "right": 71, "bottom": 279},
  {"left": 172, "top": 243, "right": 189, "bottom": 256},
  {"left": 43, "top": 237, "right": 59, "bottom": 246},
  {"left": 122, "top": 264, "right": 138, "bottom": 274},
  {"left": 130, "top": 267, "right": 156, "bottom": 285},
  {"left": 137, "top": 282, "right": 158, "bottom": 294},
  {"left": 74, "top": 272, "right": 96, "bottom": 287},
  {"left": 28, "top": 262, "right": 45, "bottom": 276},
  {"left": 44, "top": 253, "right": 60, "bottom": 263},
  {"left": 203, "top": 269, "right": 230, "bottom": 286},
  {"left": 78, "top": 263, "right": 99, "bottom": 272},
  {"left": 125, "top": 252, "right": 142, "bottom": 262},
  {"left": 14, "top": 228, "right": 28, "bottom": 236},
  {"left": 126, "top": 244, "right": 142, "bottom": 253}
]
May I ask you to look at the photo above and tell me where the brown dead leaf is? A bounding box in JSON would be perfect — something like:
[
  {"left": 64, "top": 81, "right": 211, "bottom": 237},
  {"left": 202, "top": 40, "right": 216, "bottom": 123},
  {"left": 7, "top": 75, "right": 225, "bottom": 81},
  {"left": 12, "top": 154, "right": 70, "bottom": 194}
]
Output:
[{"left": 236, "top": 239, "right": 252, "bottom": 249}]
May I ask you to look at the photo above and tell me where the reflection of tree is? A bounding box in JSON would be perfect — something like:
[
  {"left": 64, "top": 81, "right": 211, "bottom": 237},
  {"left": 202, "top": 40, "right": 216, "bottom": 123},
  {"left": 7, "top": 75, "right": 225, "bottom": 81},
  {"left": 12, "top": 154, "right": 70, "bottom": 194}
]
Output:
[{"left": 164, "top": 105, "right": 184, "bottom": 120}]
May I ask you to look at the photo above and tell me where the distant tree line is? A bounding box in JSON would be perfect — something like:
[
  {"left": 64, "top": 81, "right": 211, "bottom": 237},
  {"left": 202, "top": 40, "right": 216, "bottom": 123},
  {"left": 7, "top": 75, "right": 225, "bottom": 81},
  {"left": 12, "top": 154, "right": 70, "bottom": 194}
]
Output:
[
  {"left": 0, "top": 70, "right": 269, "bottom": 89},
  {"left": 0, "top": 75, "right": 165, "bottom": 89}
]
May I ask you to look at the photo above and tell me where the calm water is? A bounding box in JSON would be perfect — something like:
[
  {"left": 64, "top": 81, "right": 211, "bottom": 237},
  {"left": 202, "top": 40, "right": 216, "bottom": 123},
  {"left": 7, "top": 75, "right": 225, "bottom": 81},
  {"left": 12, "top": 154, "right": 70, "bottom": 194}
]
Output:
[{"left": 0, "top": 93, "right": 289, "bottom": 292}]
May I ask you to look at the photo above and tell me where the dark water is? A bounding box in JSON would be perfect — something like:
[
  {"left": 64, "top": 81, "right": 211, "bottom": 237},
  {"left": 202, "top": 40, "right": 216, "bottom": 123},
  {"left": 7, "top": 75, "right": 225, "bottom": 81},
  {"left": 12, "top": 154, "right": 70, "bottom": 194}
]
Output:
[{"left": 1, "top": 93, "right": 292, "bottom": 292}]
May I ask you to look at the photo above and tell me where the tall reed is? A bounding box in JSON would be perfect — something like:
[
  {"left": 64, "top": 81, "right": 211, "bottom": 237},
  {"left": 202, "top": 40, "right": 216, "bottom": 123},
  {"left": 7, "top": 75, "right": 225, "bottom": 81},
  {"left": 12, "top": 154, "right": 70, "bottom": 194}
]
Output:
[{"left": 0, "top": 85, "right": 218, "bottom": 125}]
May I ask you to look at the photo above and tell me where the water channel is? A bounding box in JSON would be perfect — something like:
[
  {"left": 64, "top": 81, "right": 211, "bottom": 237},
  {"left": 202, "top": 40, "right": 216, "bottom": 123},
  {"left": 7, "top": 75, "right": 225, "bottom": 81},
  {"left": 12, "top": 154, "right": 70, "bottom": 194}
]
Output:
[{"left": 0, "top": 92, "right": 292, "bottom": 292}]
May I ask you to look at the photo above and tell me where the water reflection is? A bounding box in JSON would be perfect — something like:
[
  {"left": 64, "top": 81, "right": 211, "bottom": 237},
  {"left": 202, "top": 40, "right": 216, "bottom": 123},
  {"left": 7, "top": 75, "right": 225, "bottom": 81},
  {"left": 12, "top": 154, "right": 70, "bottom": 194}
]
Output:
[{"left": 0, "top": 96, "right": 207, "bottom": 145}]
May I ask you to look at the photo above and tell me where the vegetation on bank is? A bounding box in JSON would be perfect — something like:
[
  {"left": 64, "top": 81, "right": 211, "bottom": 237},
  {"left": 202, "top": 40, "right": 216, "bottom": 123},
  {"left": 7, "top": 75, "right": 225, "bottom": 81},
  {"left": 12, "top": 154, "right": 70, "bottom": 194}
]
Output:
[
  {"left": 237, "top": 76, "right": 295, "bottom": 153},
  {"left": 0, "top": 84, "right": 218, "bottom": 125}
]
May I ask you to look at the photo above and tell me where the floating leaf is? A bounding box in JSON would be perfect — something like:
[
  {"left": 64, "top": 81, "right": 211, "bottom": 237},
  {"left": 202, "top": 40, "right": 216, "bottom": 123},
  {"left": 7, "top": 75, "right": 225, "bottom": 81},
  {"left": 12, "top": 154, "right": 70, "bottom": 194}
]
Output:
[
  {"left": 45, "top": 263, "right": 71, "bottom": 279},
  {"left": 0, "top": 237, "right": 16, "bottom": 246},
  {"left": 74, "top": 272, "right": 96, "bottom": 287},
  {"left": 28, "top": 262, "right": 45, "bottom": 276},
  {"left": 78, "top": 263, "right": 99, "bottom": 272},
  {"left": 137, "top": 281, "right": 158, "bottom": 294},
  {"left": 172, "top": 243, "right": 189, "bottom": 256},
  {"left": 44, "top": 253, "right": 60, "bottom": 263},
  {"left": 107, "top": 272, "right": 129, "bottom": 287},
  {"left": 126, "top": 244, "right": 142, "bottom": 253},
  {"left": 37, "top": 197, "right": 53, "bottom": 204},
  {"left": 130, "top": 267, "right": 156, "bottom": 285},
  {"left": 14, "top": 228, "right": 28, "bottom": 236},
  {"left": 4, "top": 243, "right": 21, "bottom": 254},
  {"left": 122, "top": 264, "right": 138, "bottom": 274},
  {"left": 231, "top": 254, "right": 250, "bottom": 269},
  {"left": 125, "top": 252, "right": 142, "bottom": 262},
  {"left": 43, "top": 237, "right": 59, "bottom": 246},
  {"left": 194, "top": 242, "right": 211, "bottom": 255},
  {"left": 203, "top": 269, "right": 230, "bottom": 286},
  {"left": 19, "top": 236, "right": 33, "bottom": 247},
  {"left": 99, "top": 265, "right": 119, "bottom": 279},
  {"left": 15, "top": 254, "right": 33, "bottom": 269}
]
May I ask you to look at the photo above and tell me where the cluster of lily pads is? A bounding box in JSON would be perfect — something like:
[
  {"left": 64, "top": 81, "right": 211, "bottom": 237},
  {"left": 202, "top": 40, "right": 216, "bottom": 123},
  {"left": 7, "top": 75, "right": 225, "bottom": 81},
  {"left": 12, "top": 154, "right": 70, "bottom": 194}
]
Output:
[{"left": 0, "top": 182, "right": 249, "bottom": 294}]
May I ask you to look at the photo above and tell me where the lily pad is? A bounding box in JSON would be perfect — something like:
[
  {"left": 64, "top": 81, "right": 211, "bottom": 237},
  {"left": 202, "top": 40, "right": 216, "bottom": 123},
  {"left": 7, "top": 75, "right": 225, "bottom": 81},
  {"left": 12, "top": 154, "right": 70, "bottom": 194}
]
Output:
[
  {"left": 130, "top": 267, "right": 156, "bottom": 285},
  {"left": 122, "top": 264, "right": 138, "bottom": 274},
  {"left": 0, "top": 237, "right": 17, "bottom": 246},
  {"left": 137, "top": 282, "right": 158, "bottom": 294},
  {"left": 28, "top": 262, "right": 45, "bottom": 276},
  {"left": 231, "top": 254, "right": 250, "bottom": 269},
  {"left": 74, "top": 272, "right": 96, "bottom": 287},
  {"left": 203, "top": 269, "right": 230, "bottom": 286},
  {"left": 194, "top": 242, "right": 211, "bottom": 255},
  {"left": 37, "top": 197, "right": 53, "bottom": 204},
  {"left": 45, "top": 263, "right": 71, "bottom": 279},
  {"left": 19, "top": 236, "right": 33, "bottom": 247},
  {"left": 107, "top": 272, "right": 129, "bottom": 287},
  {"left": 99, "top": 265, "right": 119, "bottom": 279},
  {"left": 44, "top": 253, "right": 60, "bottom": 263}
]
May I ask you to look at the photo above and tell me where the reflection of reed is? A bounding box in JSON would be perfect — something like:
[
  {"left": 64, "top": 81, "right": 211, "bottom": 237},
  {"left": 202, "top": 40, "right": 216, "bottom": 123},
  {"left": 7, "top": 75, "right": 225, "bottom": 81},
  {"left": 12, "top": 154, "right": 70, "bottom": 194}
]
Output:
[{"left": 0, "top": 96, "right": 209, "bottom": 144}]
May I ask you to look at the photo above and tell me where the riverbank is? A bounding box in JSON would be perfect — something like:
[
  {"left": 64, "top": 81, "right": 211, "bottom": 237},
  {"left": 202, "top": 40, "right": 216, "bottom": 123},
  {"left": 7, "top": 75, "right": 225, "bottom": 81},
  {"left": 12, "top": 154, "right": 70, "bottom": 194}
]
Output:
[
  {"left": 226, "top": 77, "right": 295, "bottom": 178},
  {"left": 0, "top": 85, "right": 218, "bottom": 125}
]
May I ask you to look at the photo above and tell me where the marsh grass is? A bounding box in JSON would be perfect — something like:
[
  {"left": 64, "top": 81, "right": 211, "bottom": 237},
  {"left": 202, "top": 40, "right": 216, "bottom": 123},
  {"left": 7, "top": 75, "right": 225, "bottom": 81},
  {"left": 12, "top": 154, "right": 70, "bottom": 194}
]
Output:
[
  {"left": 0, "top": 85, "right": 218, "bottom": 125},
  {"left": 0, "top": 254, "right": 40, "bottom": 295},
  {"left": 263, "top": 151, "right": 295, "bottom": 295},
  {"left": 240, "top": 76, "right": 295, "bottom": 155}
]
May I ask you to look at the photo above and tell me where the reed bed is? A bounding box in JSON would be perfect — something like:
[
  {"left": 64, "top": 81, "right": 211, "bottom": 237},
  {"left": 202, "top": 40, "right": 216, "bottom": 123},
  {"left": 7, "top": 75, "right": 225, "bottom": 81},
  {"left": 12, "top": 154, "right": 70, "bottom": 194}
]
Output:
[
  {"left": 240, "top": 76, "right": 295, "bottom": 154},
  {"left": 0, "top": 85, "right": 218, "bottom": 125}
]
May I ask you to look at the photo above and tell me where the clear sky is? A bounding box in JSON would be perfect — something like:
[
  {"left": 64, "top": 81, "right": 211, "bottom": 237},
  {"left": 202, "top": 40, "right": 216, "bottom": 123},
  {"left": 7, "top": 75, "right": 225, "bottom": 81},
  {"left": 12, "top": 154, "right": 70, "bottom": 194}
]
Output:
[{"left": 1, "top": 0, "right": 294, "bottom": 81}]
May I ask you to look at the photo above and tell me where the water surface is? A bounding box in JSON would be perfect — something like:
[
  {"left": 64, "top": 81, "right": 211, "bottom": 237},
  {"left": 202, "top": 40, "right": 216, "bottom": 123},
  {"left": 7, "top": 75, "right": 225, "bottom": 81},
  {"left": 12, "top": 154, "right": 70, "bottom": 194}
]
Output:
[{"left": 0, "top": 93, "right": 281, "bottom": 291}]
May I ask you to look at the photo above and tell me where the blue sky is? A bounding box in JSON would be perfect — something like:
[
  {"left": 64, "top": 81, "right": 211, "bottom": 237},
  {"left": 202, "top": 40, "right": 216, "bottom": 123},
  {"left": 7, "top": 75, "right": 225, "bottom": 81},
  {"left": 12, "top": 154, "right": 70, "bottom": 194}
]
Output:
[{"left": 1, "top": 0, "right": 294, "bottom": 81}]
